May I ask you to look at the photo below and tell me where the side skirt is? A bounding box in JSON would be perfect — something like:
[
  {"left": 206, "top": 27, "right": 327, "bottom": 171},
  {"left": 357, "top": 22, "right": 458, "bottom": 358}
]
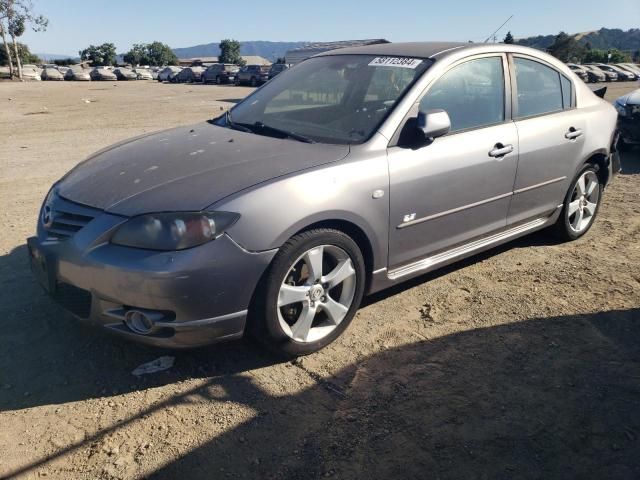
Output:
[{"left": 367, "top": 207, "right": 561, "bottom": 294}]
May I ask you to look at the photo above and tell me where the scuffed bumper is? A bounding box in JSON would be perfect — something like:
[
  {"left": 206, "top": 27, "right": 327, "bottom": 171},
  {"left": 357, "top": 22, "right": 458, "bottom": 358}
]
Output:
[{"left": 27, "top": 223, "right": 276, "bottom": 348}]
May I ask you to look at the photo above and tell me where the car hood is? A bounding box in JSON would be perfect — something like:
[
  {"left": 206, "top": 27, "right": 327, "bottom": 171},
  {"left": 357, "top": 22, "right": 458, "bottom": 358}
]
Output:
[
  {"left": 57, "top": 122, "right": 350, "bottom": 217},
  {"left": 617, "top": 89, "right": 640, "bottom": 106}
]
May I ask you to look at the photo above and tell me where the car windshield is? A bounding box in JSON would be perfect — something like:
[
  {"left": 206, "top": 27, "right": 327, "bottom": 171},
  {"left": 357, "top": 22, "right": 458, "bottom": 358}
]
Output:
[{"left": 224, "top": 55, "right": 431, "bottom": 144}]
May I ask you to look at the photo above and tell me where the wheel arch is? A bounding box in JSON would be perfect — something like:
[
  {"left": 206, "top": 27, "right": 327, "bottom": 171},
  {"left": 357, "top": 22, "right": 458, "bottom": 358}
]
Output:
[
  {"left": 293, "top": 219, "right": 376, "bottom": 291},
  {"left": 581, "top": 148, "right": 610, "bottom": 186}
]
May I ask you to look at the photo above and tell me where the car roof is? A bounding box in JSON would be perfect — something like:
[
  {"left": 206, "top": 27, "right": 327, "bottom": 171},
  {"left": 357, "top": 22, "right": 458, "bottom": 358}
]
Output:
[{"left": 316, "top": 41, "right": 469, "bottom": 59}]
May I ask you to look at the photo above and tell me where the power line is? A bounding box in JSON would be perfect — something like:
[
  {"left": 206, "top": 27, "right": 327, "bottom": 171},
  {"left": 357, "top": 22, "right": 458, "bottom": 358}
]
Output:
[{"left": 484, "top": 15, "right": 514, "bottom": 43}]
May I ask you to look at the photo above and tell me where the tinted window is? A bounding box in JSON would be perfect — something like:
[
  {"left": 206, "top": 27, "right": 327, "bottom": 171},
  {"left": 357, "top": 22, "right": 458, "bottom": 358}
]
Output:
[
  {"left": 515, "top": 58, "right": 563, "bottom": 118},
  {"left": 419, "top": 56, "right": 505, "bottom": 133},
  {"left": 560, "top": 75, "right": 572, "bottom": 108}
]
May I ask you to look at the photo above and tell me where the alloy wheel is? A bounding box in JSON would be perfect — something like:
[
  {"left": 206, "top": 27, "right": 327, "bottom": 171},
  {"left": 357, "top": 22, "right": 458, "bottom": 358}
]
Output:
[
  {"left": 277, "top": 245, "right": 357, "bottom": 343},
  {"left": 568, "top": 170, "right": 600, "bottom": 233}
]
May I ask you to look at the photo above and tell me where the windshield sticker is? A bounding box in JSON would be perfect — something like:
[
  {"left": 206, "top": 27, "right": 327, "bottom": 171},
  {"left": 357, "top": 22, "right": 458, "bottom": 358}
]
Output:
[{"left": 368, "top": 57, "right": 423, "bottom": 69}]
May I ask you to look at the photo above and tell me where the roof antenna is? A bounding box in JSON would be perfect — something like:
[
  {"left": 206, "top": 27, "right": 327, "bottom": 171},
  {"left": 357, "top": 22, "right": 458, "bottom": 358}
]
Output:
[{"left": 483, "top": 15, "right": 514, "bottom": 43}]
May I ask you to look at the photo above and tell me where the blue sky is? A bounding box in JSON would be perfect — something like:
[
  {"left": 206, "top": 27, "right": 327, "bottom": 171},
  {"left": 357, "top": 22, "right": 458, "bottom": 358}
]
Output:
[{"left": 20, "top": 0, "right": 640, "bottom": 55}]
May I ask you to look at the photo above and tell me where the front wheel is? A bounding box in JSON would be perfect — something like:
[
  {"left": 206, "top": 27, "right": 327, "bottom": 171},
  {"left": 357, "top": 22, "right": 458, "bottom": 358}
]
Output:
[
  {"left": 251, "top": 229, "right": 366, "bottom": 357},
  {"left": 552, "top": 165, "right": 602, "bottom": 241}
]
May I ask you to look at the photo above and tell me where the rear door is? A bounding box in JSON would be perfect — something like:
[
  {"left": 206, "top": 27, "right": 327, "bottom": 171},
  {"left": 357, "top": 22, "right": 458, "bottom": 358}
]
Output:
[
  {"left": 388, "top": 54, "right": 519, "bottom": 268},
  {"left": 508, "top": 55, "right": 584, "bottom": 224}
]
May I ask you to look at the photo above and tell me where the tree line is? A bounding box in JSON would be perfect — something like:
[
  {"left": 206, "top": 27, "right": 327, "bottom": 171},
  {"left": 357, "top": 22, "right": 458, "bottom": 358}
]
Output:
[
  {"left": 76, "top": 39, "right": 248, "bottom": 67},
  {"left": 0, "top": 0, "right": 47, "bottom": 79}
]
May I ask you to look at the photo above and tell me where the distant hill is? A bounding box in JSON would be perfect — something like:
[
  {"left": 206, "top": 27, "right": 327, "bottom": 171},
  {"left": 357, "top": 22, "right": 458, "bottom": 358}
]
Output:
[
  {"left": 172, "top": 41, "right": 308, "bottom": 61},
  {"left": 35, "top": 53, "right": 78, "bottom": 61},
  {"left": 517, "top": 28, "right": 640, "bottom": 52}
]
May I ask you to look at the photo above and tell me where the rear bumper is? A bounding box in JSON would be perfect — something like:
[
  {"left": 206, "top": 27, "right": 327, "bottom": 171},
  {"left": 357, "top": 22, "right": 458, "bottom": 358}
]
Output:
[{"left": 27, "top": 222, "right": 277, "bottom": 348}]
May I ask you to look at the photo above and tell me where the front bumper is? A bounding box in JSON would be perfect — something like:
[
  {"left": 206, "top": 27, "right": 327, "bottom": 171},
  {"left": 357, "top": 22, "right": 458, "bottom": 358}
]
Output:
[
  {"left": 27, "top": 208, "right": 277, "bottom": 348},
  {"left": 618, "top": 116, "right": 640, "bottom": 143}
]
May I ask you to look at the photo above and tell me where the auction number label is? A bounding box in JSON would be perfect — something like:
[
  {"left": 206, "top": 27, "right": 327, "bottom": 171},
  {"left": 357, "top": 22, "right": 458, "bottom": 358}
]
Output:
[{"left": 368, "top": 57, "right": 423, "bottom": 69}]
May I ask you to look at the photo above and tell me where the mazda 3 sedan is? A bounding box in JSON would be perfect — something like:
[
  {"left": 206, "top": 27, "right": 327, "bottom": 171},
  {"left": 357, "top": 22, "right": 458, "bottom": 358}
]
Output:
[{"left": 29, "top": 42, "right": 619, "bottom": 356}]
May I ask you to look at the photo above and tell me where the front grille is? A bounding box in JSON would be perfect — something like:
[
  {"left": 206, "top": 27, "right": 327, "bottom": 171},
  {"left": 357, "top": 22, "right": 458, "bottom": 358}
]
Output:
[
  {"left": 54, "top": 283, "right": 92, "bottom": 318},
  {"left": 43, "top": 194, "right": 102, "bottom": 240}
]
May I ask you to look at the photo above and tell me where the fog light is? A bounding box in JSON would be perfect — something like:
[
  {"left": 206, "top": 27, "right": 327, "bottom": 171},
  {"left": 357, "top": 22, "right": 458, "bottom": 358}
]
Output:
[{"left": 125, "top": 310, "right": 155, "bottom": 335}]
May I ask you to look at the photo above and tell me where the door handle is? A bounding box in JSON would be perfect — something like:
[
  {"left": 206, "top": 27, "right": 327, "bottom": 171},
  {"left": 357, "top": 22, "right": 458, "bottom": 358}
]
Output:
[
  {"left": 565, "top": 128, "right": 583, "bottom": 140},
  {"left": 488, "top": 143, "right": 514, "bottom": 158}
]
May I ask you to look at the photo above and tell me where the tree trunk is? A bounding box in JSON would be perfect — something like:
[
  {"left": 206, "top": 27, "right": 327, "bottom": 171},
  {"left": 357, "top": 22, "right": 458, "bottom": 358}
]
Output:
[
  {"left": 0, "top": 22, "right": 14, "bottom": 77},
  {"left": 10, "top": 32, "right": 21, "bottom": 80}
]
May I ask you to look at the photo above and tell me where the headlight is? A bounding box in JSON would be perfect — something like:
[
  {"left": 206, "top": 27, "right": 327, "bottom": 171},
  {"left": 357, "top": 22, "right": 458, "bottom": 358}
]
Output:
[
  {"left": 111, "top": 212, "right": 239, "bottom": 251},
  {"left": 615, "top": 102, "right": 627, "bottom": 117}
]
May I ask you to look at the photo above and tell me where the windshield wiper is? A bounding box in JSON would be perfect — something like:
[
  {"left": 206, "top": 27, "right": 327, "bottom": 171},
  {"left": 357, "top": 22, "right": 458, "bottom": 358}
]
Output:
[
  {"left": 221, "top": 112, "right": 315, "bottom": 144},
  {"left": 223, "top": 110, "right": 252, "bottom": 133},
  {"left": 251, "top": 122, "right": 316, "bottom": 144}
]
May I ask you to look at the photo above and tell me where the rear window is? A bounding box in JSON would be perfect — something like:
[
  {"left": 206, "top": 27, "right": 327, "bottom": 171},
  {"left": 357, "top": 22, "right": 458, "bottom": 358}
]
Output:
[{"left": 514, "top": 57, "right": 564, "bottom": 118}]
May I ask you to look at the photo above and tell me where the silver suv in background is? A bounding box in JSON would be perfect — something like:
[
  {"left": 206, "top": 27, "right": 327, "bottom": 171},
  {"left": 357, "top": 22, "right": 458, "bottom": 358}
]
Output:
[
  {"left": 235, "top": 64, "right": 270, "bottom": 86},
  {"left": 28, "top": 42, "right": 619, "bottom": 356},
  {"left": 203, "top": 63, "right": 240, "bottom": 84}
]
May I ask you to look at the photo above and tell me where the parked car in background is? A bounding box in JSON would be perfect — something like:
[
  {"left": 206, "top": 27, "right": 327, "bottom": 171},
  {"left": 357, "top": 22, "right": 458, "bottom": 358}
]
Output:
[
  {"left": 90, "top": 68, "right": 117, "bottom": 81},
  {"left": 64, "top": 65, "right": 91, "bottom": 81},
  {"left": 567, "top": 63, "right": 588, "bottom": 82},
  {"left": 268, "top": 63, "right": 290, "bottom": 80},
  {"left": 41, "top": 66, "right": 65, "bottom": 81},
  {"left": 618, "top": 63, "right": 640, "bottom": 75},
  {"left": 172, "top": 66, "right": 205, "bottom": 83},
  {"left": 22, "top": 65, "right": 42, "bottom": 81},
  {"left": 588, "top": 64, "right": 627, "bottom": 81},
  {"left": 235, "top": 64, "right": 270, "bottom": 86},
  {"left": 580, "top": 64, "right": 607, "bottom": 83},
  {"left": 203, "top": 63, "right": 239, "bottom": 84},
  {"left": 615, "top": 88, "right": 640, "bottom": 151},
  {"left": 28, "top": 42, "right": 619, "bottom": 356},
  {"left": 114, "top": 67, "right": 137, "bottom": 81},
  {"left": 602, "top": 64, "right": 637, "bottom": 81},
  {"left": 615, "top": 64, "right": 640, "bottom": 79},
  {"left": 157, "top": 66, "right": 182, "bottom": 82},
  {"left": 133, "top": 68, "right": 153, "bottom": 80},
  {"left": 0, "top": 66, "right": 11, "bottom": 79}
]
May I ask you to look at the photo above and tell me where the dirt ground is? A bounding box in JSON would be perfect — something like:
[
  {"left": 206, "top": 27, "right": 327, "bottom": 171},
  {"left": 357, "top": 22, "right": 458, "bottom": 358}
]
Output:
[{"left": 0, "top": 80, "right": 639, "bottom": 480}]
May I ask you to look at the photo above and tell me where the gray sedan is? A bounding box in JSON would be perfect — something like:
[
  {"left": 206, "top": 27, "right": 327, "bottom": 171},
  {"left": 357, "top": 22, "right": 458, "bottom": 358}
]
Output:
[{"left": 29, "top": 42, "right": 619, "bottom": 356}]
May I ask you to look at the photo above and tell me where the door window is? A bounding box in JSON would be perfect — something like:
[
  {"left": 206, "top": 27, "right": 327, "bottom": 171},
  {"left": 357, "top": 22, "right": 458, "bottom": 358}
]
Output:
[
  {"left": 419, "top": 56, "right": 505, "bottom": 133},
  {"left": 514, "top": 57, "right": 566, "bottom": 118}
]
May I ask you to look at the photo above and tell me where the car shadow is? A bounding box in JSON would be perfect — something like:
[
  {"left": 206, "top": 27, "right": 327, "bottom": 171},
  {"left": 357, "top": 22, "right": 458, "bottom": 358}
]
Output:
[
  {"left": 5, "top": 308, "right": 639, "bottom": 479},
  {"left": 620, "top": 149, "right": 640, "bottom": 174},
  {"left": 0, "top": 226, "right": 566, "bottom": 413}
]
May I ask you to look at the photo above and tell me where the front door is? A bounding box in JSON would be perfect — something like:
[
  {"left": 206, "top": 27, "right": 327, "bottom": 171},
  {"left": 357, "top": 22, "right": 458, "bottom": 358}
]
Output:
[{"left": 388, "top": 54, "right": 518, "bottom": 269}]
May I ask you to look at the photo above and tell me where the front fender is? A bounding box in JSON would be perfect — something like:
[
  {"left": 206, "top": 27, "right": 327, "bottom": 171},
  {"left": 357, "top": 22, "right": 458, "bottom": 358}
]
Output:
[{"left": 213, "top": 152, "right": 390, "bottom": 271}]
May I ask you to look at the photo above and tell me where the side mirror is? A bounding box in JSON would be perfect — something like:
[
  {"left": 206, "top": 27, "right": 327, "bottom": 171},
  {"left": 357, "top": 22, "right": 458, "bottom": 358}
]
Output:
[{"left": 417, "top": 109, "right": 451, "bottom": 139}]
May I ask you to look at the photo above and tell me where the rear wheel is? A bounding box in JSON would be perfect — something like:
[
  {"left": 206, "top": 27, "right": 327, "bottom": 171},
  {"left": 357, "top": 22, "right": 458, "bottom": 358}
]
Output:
[
  {"left": 250, "top": 76, "right": 257, "bottom": 87},
  {"left": 552, "top": 165, "right": 602, "bottom": 241},
  {"left": 251, "top": 229, "right": 366, "bottom": 357}
]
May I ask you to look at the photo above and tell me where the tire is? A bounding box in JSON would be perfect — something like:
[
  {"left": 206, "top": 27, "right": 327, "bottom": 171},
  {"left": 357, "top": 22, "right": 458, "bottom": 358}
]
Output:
[
  {"left": 250, "top": 229, "right": 366, "bottom": 357},
  {"left": 552, "top": 164, "right": 603, "bottom": 241},
  {"left": 234, "top": 77, "right": 240, "bottom": 86},
  {"left": 250, "top": 76, "right": 257, "bottom": 87},
  {"left": 216, "top": 75, "right": 222, "bottom": 85}
]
